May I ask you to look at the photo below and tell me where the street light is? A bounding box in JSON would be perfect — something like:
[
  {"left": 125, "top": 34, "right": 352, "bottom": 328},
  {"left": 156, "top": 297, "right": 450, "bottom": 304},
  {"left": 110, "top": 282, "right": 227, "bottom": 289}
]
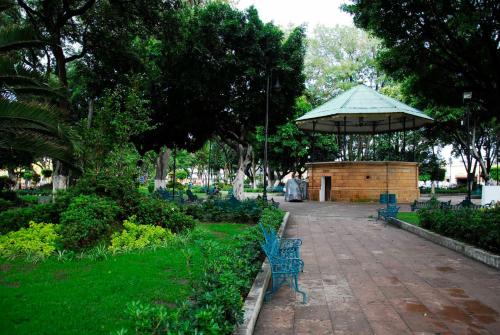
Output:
[
  {"left": 463, "top": 91, "right": 472, "bottom": 202},
  {"left": 263, "top": 69, "right": 280, "bottom": 202}
]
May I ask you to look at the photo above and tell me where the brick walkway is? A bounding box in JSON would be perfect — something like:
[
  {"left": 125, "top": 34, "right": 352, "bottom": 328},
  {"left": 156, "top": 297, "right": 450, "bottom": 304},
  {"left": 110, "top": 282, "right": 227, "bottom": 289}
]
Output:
[{"left": 254, "top": 201, "right": 500, "bottom": 334}]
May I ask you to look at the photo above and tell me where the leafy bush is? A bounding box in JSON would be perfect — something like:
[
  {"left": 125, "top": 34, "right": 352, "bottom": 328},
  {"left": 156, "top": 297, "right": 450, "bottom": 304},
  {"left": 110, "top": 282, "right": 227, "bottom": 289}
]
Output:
[
  {"left": 0, "top": 203, "right": 61, "bottom": 234},
  {"left": 109, "top": 217, "right": 175, "bottom": 253},
  {"left": 190, "top": 185, "right": 205, "bottom": 193},
  {"left": 122, "top": 207, "right": 285, "bottom": 334},
  {"left": 420, "top": 186, "right": 468, "bottom": 194},
  {"left": 184, "top": 198, "right": 269, "bottom": 223},
  {"left": 0, "top": 176, "right": 15, "bottom": 191},
  {"left": 135, "top": 197, "right": 196, "bottom": 233},
  {"left": 0, "top": 198, "right": 14, "bottom": 211},
  {"left": 60, "top": 195, "right": 120, "bottom": 250},
  {"left": 18, "top": 194, "right": 39, "bottom": 206},
  {"left": 0, "top": 221, "right": 60, "bottom": 260},
  {"left": 418, "top": 207, "right": 500, "bottom": 253},
  {"left": 16, "top": 187, "right": 53, "bottom": 196}
]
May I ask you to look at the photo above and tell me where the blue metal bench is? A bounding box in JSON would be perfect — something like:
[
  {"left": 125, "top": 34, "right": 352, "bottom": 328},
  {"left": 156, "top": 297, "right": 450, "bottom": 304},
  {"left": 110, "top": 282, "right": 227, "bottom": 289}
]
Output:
[
  {"left": 411, "top": 200, "right": 451, "bottom": 211},
  {"left": 259, "top": 222, "right": 302, "bottom": 261},
  {"left": 377, "top": 205, "right": 400, "bottom": 221},
  {"left": 186, "top": 189, "right": 198, "bottom": 202},
  {"left": 261, "top": 237, "right": 307, "bottom": 304}
]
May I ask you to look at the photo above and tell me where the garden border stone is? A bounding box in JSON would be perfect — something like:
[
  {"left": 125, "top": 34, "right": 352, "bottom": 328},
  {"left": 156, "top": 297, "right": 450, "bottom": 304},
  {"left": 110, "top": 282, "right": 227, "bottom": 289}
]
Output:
[
  {"left": 233, "top": 211, "right": 290, "bottom": 335},
  {"left": 388, "top": 217, "right": 500, "bottom": 269}
]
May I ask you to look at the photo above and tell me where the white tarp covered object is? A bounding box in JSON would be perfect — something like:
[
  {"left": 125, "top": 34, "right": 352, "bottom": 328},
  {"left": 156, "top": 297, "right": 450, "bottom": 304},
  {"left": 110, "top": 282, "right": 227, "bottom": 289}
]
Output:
[
  {"left": 285, "top": 179, "right": 308, "bottom": 202},
  {"left": 482, "top": 186, "right": 500, "bottom": 206}
]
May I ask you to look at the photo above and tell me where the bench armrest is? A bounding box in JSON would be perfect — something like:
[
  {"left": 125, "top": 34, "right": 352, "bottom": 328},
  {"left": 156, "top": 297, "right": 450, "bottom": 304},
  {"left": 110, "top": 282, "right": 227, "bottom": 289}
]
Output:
[{"left": 280, "top": 238, "right": 302, "bottom": 248}]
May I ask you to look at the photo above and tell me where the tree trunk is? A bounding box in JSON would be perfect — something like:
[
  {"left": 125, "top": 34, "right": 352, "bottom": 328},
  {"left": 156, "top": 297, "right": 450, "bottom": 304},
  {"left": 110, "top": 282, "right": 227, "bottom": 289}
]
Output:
[
  {"left": 431, "top": 181, "right": 435, "bottom": 195},
  {"left": 233, "top": 143, "right": 252, "bottom": 200},
  {"left": 251, "top": 150, "right": 257, "bottom": 189},
  {"left": 52, "top": 160, "right": 69, "bottom": 192},
  {"left": 154, "top": 148, "right": 170, "bottom": 190}
]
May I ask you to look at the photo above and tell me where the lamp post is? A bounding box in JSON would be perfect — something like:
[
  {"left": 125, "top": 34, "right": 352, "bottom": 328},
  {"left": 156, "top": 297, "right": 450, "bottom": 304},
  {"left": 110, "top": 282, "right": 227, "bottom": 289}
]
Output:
[
  {"left": 448, "top": 157, "right": 452, "bottom": 185},
  {"left": 262, "top": 69, "right": 280, "bottom": 202},
  {"left": 463, "top": 91, "right": 472, "bottom": 202}
]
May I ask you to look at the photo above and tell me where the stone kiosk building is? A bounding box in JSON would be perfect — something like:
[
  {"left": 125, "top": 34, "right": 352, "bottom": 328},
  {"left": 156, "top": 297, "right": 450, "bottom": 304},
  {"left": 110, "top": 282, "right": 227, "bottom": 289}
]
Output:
[
  {"left": 307, "top": 161, "right": 419, "bottom": 203},
  {"left": 296, "top": 85, "right": 432, "bottom": 203}
]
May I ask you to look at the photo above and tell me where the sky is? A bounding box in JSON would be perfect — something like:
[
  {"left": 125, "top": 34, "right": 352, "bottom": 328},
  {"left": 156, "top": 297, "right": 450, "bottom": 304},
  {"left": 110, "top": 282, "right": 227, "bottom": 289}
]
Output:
[{"left": 235, "top": 0, "right": 354, "bottom": 31}]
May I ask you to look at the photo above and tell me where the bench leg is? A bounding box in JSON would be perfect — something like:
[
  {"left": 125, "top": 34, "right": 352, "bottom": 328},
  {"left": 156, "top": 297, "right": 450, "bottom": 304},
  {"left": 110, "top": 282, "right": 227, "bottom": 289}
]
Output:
[{"left": 292, "top": 273, "right": 307, "bottom": 304}]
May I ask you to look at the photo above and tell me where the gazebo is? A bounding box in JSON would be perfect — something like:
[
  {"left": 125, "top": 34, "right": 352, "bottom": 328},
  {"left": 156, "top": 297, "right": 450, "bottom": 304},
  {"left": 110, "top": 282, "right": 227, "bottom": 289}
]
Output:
[{"left": 296, "top": 84, "right": 433, "bottom": 203}]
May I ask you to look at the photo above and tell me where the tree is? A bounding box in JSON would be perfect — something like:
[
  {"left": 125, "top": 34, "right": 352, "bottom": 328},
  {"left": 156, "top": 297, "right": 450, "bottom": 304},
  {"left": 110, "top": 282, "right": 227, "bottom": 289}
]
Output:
[
  {"left": 344, "top": 0, "right": 500, "bottom": 122},
  {"left": 254, "top": 96, "right": 339, "bottom": 184},
  {"left": 420, "top": 153, "right": 446, "bottom": 194},
  {"left": 344, "top": 0, "right": 500, "bottom": 183},
  {"left": 305, "top": 24, "right": 383, "bottom": 105},
  {"left": 0, "top": 0, "right": 76, "bottom": 176},
  {"left": 182, "top": 4, "right": 306, "bottom": 199}
]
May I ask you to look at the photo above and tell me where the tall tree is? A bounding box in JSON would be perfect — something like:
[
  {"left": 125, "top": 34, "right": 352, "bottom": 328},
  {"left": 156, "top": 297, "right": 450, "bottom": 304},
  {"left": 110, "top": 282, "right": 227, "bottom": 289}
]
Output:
[
  {"left": 344, "top": 0, "right": 500, "bottom": 182},
  {"left": 185, "top": 4, "right": 306, "bottom": 199},
  {"left": 305, "top": 24, "right": 382, "bottom": 105},
  {"left": 0, "top": 0, "right": 76, "bottom": 175}
]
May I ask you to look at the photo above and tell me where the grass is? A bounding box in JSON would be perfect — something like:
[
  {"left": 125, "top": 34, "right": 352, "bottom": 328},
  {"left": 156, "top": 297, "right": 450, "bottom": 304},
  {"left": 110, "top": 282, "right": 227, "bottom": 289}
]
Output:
[
  {"left": 396, "top": 211, "right": 420, "bottom": 225},
  {"left": 0, "top": 222, "right": 248, "bottom": 335}
]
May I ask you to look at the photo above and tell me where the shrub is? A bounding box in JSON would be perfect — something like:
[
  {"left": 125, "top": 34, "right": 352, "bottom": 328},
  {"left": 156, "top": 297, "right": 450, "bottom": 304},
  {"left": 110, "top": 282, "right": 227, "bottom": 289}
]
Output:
[
  {"left": 184, "top": 198, "right": 269, "bottom": 223},
  {"left": 18, "top": 194, "right": 39, "bottom": 206},
  {"left": 41, "top": 169, "right": 53, "bottom": 178},
  {"left": 191, "top": 185, "right": 205, "bottom": 193},
  {"left": 0, "top": 176, "right": 15, "bottom": 191},
  {"left": 109, "top": 217, "right": 175, "bottom": 253},
  {"left": 135, "top": 197, "right": 196, "bottom": 233},
  {"left": 0, "top": 198, "right": 14, "bottom": 211},
  {"left": 0, "top": 203, "right": 60, "bottom": 234},
  {"left": 0, "top": 221, "right": 60, "bottom": 260},
  {"left": 418, "top": 207, "right": 500, "bottom": 253},
  {"left": 60, "top": 194, "right": 120, "bottom": 250}
]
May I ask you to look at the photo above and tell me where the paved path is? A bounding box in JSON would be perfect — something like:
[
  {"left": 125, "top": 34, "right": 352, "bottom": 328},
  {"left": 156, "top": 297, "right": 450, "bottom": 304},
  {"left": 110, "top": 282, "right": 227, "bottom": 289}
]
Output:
[{"left": 254, "top": 201, "right": 500, "bottom": 334}]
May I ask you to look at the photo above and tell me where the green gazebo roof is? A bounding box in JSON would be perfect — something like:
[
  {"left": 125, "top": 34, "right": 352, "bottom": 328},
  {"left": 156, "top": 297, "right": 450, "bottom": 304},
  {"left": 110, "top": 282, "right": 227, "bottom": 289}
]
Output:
[{"left": 296, "top": 85, "right": 433, "bottom": 134}]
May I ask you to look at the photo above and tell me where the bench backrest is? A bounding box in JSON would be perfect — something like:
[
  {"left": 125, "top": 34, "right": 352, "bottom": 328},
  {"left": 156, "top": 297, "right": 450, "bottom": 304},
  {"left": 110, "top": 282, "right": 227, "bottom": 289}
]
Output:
[{"left": 386, "top": 205, "right": 400, "bottom": 216}]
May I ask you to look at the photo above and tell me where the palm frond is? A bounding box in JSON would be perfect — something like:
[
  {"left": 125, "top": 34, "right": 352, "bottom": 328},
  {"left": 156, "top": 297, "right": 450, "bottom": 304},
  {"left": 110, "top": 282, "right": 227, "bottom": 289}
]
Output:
[
  {"left": 0, "top": 99, "right": 80, "bottom": 168},
  {"left": 0, "top": 25, "right": 45, "bottom": 52}
]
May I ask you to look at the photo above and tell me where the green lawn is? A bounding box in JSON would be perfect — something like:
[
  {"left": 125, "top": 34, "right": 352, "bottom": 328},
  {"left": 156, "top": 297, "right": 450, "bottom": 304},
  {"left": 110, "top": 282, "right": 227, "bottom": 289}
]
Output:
[
  {"left": 0, "top": 222, "right": 247, "bottom": 335},
  {"left": 396, "top": 211, "right": 420, "bottom": 225}
]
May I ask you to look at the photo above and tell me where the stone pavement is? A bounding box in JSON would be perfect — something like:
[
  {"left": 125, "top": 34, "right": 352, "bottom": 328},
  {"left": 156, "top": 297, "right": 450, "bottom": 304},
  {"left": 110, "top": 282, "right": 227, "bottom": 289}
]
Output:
[{"left": 254, "top": 200, "right": 500, "bottom": 334}]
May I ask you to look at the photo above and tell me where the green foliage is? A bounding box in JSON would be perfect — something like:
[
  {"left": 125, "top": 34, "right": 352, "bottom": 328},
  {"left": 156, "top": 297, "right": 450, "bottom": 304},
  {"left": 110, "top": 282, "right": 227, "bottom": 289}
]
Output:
[
  {"left": 418, "top": 207, "right": 500, "bottom": 253},
  {"left": 60, "top": 195, "right": 120, "bottom": 250},
  {"left": 135, "top": 197, "right": 196, "bottom": 233},
  {"left": 305, "top": 24, "right": 382, "bottom": 105},
  {"left": 420, "top": 154, "right": 446, "bottom": 182},
  {"left": 109, "top": 217, "right": 175, "bottom": 254},
  {"left": 184, "top": 198, "right": 269, "bottom": 224},
  {"left": 0, "top": 198, "right": 14, "bottom": 211},
  {"left": 344, "top": 0, "right": 499, "bottom": 122},
  {"left": 0, "top": 176, "right": 14, "bottom": 190},
  {"left": 18, "top": 194, "right": 39, "bottom": 206},
  {"left": 124, "top": 207, "right": 285, "bottom": 334},
  {"left": 74, "top": 144, "right": 143, "bottom": 211},
  {"left": 0, "top": 203, "right": 60, "bottom": 234},
  {"left": 420, "top": 186, "right": 468, "bottom": 194},
  {"left": 0, "top": 221, "right": 60, "bottom": 260},
  {"left": 78, "top": 86, "right": 151, "bottom": 172},
  {"left": 491, "top": 166, "right": 500, "bottom": 182}
]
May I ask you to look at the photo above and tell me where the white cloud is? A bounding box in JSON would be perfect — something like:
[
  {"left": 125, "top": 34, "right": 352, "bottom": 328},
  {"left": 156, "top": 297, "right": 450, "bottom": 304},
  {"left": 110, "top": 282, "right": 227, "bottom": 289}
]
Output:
[{"left": 235, "top": 0, "right": 354, "bottom": 32}]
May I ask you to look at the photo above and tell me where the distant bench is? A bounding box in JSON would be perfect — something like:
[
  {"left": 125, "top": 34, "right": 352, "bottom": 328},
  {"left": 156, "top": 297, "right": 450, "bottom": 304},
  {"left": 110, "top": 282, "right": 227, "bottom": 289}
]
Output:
[
  {"left": 411, "top": 199, "right": 495, "bottom": 211},
  {"left": 377, "top": 204, "right": 400, "bottom": 221}
]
